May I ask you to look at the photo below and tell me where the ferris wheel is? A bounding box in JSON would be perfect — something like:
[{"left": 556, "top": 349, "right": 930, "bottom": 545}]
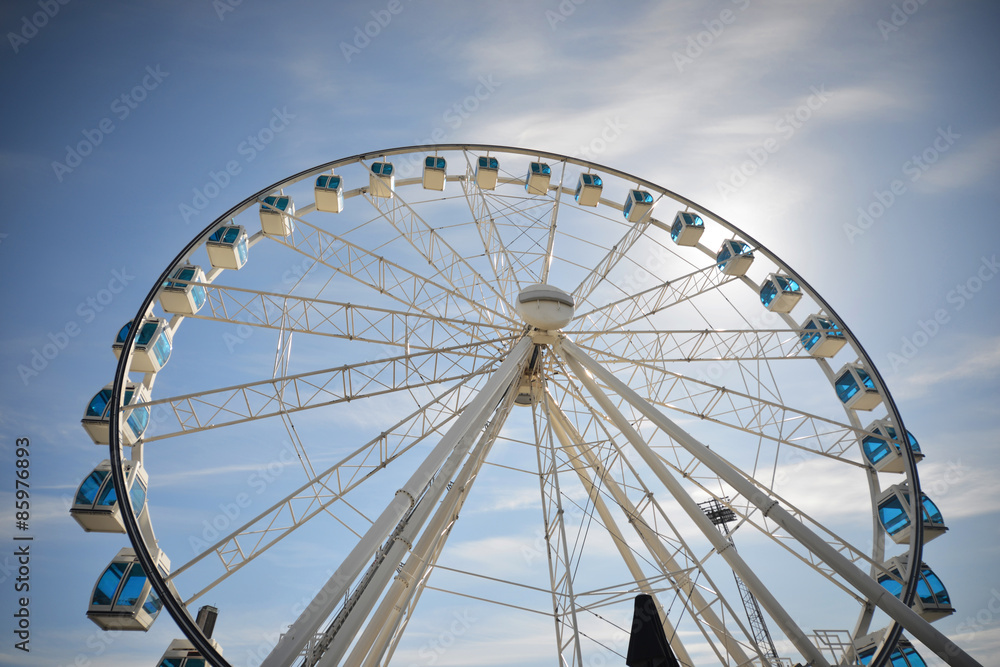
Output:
[{"left": 71, "top": 145, "right": 980, "bottom": 667}]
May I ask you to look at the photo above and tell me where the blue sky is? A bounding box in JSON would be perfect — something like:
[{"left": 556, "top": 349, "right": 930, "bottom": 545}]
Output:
[{"left": 1, "top": 1, "right": 999, "bottom": 666}]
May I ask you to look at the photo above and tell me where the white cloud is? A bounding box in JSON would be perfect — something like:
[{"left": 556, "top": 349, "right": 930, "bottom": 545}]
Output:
[
  {"left": 914, "top": 126, "right": 1000, "bottom": 193},
  {"left": 919, "top": 459, "right": 1000, "bottom": 521},
  {"left": 890, "top": 335, "right": 1000, "bottom": 400}
]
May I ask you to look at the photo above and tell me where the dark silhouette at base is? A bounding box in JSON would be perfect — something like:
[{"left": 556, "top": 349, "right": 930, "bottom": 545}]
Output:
[{"left": 625, "top": 594, "right": 680, "bottom": 667}]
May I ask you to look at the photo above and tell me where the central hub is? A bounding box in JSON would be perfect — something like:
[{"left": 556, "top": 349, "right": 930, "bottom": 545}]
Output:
[{"left": 517, "top": 283, "right": 575, "bottom": 331}]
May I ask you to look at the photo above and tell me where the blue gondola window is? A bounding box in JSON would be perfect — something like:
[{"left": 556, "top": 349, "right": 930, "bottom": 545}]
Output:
[
  {"left": 760, "top": 276, "right": 800, "bottom": 308},
  {"left": 919, "top": 493, "right": 944, "bottom": 525},
  {"left": 93, "top": 561, "right": 128, "bottom": 606},
  {"left": 878, "top": 495, "right": 908, "bottom": 536},
  {"left": 76, "top": 469, "right": 109, "bottom": 505},
  {"left": 94, "top": 560, "right": 161, "bottom": 615},
  {"left": 262, "top": 195, "right": 290, "bottom": 212},
  {"left": 117, "top": 320, "right": 171, "bottom": 367},
  {"left": 372, "top": 163, "right": 393, "bottom": 176},
  {"left": 478, "top": 156, "right": 498, "bottom": 170},
  {"left": 879, "top": 563, "right": 951, "bottom": 608},
  {"left": 166, "top": 267, "right": 207, "bottom": 309},
  {"left": 857, "top": 368, "right": 875, "bottom": 390},
  {"left": 863, "top": 433, "right": 892, "bottom": 465},
  {"left": 836, "top": 372, "right": 859, "bottom": 403},
  {"left": 151, "top": 331, "right": 171, "bottom": 366},
  {"left": 123, "top": 387, "right": 150, "bottom": 436},
  {"left": 96, "top": 477, "right": 118, "bottom": 507},
  {"left": 864, "top": 426, "right": 921, "bottom": 465},
  {"left": 717, "top": 241, "right": 752, "bottom": 271},
  {"left": 916, "top": 568, "right": 950, "bottom": 606},
  {"left": 425, "top": 156, "right": 445, "bottom": 169},
  {"left": 671, "top": 213, "right": 704, "bottom": 242},
  {"left": 86, "top": 468, "right": 146, "bottom": 515},
  {"left": 130, "top": 480, "right": 147, "bottom": 516},
  {"left": 800, "top": 317, "right": 842, "bottom": 350},
  {"left": 159, "top": 659, "right": 205, "bottom": 667},
  {"left": 858, "top": 644, "right": 926, "bottom": 667},
  {"left": 87, "top": 389, "right": 113, "bottom": 418},
  {"left": 116, "top": 564, "right": 147, "bottom": 608},
  {"left": 316, "top": 174, "right": 341, "bottom": 189},
  {"left": 886, "top": 426, "right": 920, "bottom": 454}
]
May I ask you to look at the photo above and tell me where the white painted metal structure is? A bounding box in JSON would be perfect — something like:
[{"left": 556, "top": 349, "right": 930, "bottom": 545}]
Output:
[{"left": 89, "top": 145, "right": 982, "bottom": 667}]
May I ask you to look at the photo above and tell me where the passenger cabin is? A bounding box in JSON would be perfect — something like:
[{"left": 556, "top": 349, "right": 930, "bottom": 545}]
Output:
[
  {"left": 87, "top": 547, "right": 169, "bottom": 631},
  {"left": 799, "top": 315, "right": 846, "bottom": 357},
  {"left": 834, "top": 364, "right": 882, "bottom": 411},
  {"left": 525, "top": 161, "right": 551, "bottom": 195},
  {"left": 205, "top": 225, "right": 248, "bottom": 270},
  {"left": 156, "top": 639, "right": 214, "bottom": 667},
  {"left": 155, "top": 606, "right": 221, "bottom": 667},
  {"left": 670, "top": 211, "right": 705, "bottom": 247},
  {"left": 759, "top": 274, "right": 802, "bottom": 313},
  {"left": 314, "top": 174, "right": 344, "bottom": 213},
  {"left": 82, "top": 382, "right": 150, "bottom": 446},
  {"left": 112, "top": 318, "right": 172, "bottom": 374},
  {"left": 716, "top": 240, "right": 754, "bottom": 276},
  {"left": 422, "top": 156, "right": 446, "bottom": 191},
  {"left": 862, "top": 419, "right": 924, "bottom": 474},
  {"left": 623, "top": 189, "right": 654, "bottom": 222},
  {"left": 854, "top": 630, "right": 926, "bottom": 667},
  {"left": 259, "top": 195, "right": 294, "bottom": 236},
  {"left": 71, "top": 459, "right": 148, "bottom": 533},
  {"left": 878, "top": 556, "right": 954, "bottom": 622},
  {"left": 877, "top": 483, "right": 948, "bottom": 545},
  {"left": 574, "top": 173, "right": 603, "bottom": 206},
  {"left": 369, "top": 161, "right": 395, "bottom": 198},
  {"left": 475, "top": 156, "right": 499, "bottom": 190},
  {"left": 160, "top": 265, "right": 207, "bottom": 315}
]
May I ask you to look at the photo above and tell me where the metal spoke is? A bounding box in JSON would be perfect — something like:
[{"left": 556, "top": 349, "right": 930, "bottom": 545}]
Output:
[
  {"left": 137, "top": 337, "right": 510, "bottom": 441},
  {"left": 573, "top": 261, "right": 740, "bottom": 333},
  {"left": 362, "top": 180, "right": 516, "bottom": 319},
  {"left": 189, "top": 281, "right": 517, "bottom": 350},
  {"left": 273, "top": 209, "right": 518, "bottom": 327},
  {"left": 168, "top": 370, "right": 491, "bottom": 601}
]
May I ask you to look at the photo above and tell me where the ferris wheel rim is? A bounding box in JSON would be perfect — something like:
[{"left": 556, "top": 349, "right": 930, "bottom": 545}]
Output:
[{"left": 104, "top": 143, "right": 929, "bottom": 667}]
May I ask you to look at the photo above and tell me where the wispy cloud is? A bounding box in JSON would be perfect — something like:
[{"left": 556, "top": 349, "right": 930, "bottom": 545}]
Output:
[
  {"left": 890, "top": 335, "right": 1000, "bottom": 400},
  {"left": 914, "top": 126, "right": 1000, "bottom": 193}
]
